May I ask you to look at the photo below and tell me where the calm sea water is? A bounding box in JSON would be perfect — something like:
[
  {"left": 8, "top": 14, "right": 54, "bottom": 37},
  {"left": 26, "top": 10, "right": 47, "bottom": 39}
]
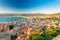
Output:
[{"left": 0, "top": 16, "right": 27, "bottom": 22}]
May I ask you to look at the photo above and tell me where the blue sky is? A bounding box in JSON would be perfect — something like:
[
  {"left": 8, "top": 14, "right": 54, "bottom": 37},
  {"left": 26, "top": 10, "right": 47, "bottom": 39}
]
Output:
[{"left": 0, "top": 0, "right": 60, "bottom": 14}]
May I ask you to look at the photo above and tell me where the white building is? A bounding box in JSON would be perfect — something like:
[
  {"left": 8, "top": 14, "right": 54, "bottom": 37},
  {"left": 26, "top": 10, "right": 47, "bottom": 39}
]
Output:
[{"left": 0, "top": 33, "right": 11, "bottom": 40}]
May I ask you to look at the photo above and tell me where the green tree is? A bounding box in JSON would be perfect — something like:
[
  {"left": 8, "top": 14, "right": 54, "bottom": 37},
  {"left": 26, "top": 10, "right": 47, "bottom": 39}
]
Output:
[
  {"left": 9, "top": 25, "right": 14, "bottom": 30},
  {"left": 11, "top": 35, "right": 17, "bottom": 40}
]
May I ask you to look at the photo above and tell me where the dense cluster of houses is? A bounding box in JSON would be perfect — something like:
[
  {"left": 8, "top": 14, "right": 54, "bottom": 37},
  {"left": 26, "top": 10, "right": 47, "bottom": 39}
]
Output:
[{"left": 0, "top": 16, "right": 60, "bottom": 40}]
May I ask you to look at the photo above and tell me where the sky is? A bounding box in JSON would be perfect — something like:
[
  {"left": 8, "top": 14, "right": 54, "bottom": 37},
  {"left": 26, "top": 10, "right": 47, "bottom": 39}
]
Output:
[{"left": 0, "top": 0, "right": 60, "bottom": 14}]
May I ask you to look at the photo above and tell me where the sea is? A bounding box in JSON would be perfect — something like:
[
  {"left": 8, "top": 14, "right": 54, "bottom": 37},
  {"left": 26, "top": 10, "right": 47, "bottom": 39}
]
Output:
[{"left": 0, "top": 16, "right": 27, "bottom": 23}]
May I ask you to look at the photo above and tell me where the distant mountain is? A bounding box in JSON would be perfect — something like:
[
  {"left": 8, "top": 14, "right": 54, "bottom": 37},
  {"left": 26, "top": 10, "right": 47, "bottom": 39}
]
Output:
[
  {"left": 0, "top": 13, "right": 59, "bottom": 17},
  {"left": 49, "top": 13, "right": 60, "bottom": 17}
]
